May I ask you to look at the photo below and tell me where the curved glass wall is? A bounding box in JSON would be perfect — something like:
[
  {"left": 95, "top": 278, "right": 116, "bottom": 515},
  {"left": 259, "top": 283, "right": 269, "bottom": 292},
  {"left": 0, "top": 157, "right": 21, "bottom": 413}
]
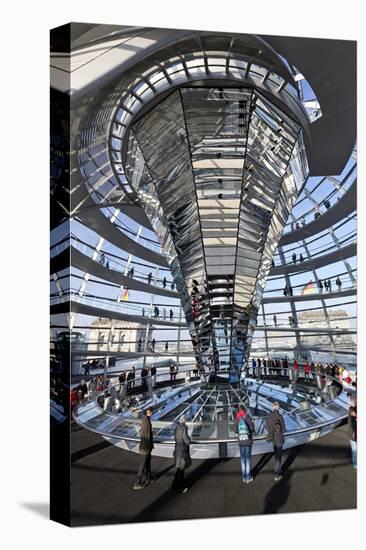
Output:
[{"left": 50, "top": 145, "right": 356, "bottom": 377}]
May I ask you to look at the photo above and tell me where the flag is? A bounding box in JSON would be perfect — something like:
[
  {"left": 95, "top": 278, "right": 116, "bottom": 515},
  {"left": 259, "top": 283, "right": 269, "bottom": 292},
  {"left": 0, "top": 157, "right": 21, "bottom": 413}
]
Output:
[
  {"left": 302, "top": 281, "right": 316, "bottom": 295},
  {"left": 119, "top": 287, "right": 129, "bottom": 301}
]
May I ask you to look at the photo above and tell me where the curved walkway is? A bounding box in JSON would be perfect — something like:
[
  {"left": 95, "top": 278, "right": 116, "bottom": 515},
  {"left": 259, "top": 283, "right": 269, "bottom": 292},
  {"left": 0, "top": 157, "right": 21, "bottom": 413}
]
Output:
[
  {"left": 51, "top": 298, "right": 356, "bottom": 335},
  {"left": 270, "top": 242, "right": 356, "bottom": 276},
  {"left": 77, "top": 199, "right": 168, "bottom": 267},
  {"left": 279, "top": 181, "right": 356, "bottom": 246},
  {"left": 262, "top": 287, "right": 356, "bottom": 304},
  {"left": 51, "top": 299, "right": 186, "bottom": 327},
  {"left": 51, "top": 246, "right": 176, "bottom": 298}
]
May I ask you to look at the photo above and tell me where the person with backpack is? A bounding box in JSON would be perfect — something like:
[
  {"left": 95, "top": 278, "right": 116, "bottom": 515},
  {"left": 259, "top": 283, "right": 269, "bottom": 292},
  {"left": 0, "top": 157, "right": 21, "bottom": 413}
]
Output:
[
  {"left": 266, "top": 401, "right": 286, "bottom": 481},
  {"left": 234, "top": 405, "right": 255, "bottom": 483}
]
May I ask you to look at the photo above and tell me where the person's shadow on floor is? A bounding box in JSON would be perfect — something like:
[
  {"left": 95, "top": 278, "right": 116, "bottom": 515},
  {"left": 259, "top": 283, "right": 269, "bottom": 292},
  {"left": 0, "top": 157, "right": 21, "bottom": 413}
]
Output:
[
  {"left": 262, "top": 447, "right": 299, "bottom": 514},
  {"left": 252, "top": 453, "right": 273, "bottom": 479}
]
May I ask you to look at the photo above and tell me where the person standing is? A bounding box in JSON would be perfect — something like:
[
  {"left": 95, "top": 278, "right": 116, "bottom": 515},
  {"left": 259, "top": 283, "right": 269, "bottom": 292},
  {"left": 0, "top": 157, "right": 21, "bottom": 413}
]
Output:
[
  {"left": 126, "top": 370, "right": 133, "bottom": 391},
  {"left": 257, "top": 357, "right": 262, "bottom": 379},
  {"left": 137, "top": 336, "right": 143, "bottom": 352},
  {"left": 118, "top": 370, "right": 126, "bottom": 392},
  {"left": 292, "top": 359, "right": 299, "bottom": 383},
  {"left": 251, "top": 357, "right": 256, "bottom": 377},
  {"left": 141, "top": 365, "right": 148, "bottom": 392},
  {"left": 172, "top": 364, "right": 178, "bottom": 382},
  {"left": 266, "top": 401, "right": 286, "bottom": 481},
  {"left": 134, "top": 408, "right": 154, "bottom": 489},
  {"left": 273, "top": 314, "right": 277, "bottom": 327},
  {"left": 304, "top": 361, "right": 311, "bottom": 381},
  {"left": 234, "top": 405, "right": 255, "bottom": 483},
  {"left": 336, "top": 276, "right": 342, "bottom": 291},
  {"left": 151, "top": 365, "right": 157, "bottom": 388},
  {"left": 348, "top": 406, "right": 357, "bottom": 469},
  {"left": 172, "top": 415, "right": 191, "bottom": 494},
  {"left": 169, "top": 309, "right": 174, "bottom": 322},
  {"left": 76, "top": 379, "right": 88, "bottom": 400}
]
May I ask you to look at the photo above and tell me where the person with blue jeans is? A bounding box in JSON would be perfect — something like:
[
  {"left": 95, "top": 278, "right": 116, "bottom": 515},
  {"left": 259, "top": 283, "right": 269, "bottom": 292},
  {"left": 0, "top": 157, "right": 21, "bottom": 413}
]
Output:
[
  {"left": 234, "top": 405, "right": 254, "bottom": 483},
  {"left": 348, "top": 405, "right": 357, "bottom": 469},
  {"left": 266, "top": 401, "right": 286, "bottom": 481}
]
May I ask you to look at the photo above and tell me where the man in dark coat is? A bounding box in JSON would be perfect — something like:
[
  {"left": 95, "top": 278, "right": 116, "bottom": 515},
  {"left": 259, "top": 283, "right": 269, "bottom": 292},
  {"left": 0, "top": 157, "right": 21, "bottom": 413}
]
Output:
[
  {"left": 134, "top": 408, "right": 154, "bottom": 489},
  {"left": 172, "top": 415, "right": 191, "bottom": 494},
  {"left": 266, "top": 401, "right": 286, "bottom": 481},
  {"left": 234, "top": 405, "right": 255, "bottom": 483},
  {"left": 140, "top": 366, "right": 148, "bottom": 392},
  {"left": 76, "top": 379, "right": 88, "bottom": 400}
]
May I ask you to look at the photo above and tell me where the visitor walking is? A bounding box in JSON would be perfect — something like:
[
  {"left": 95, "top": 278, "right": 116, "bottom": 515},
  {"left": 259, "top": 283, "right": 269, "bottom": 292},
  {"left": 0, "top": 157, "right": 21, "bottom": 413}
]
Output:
[
  {"left": 266, "top": 401, "right": 286, "bottom": 481},
  {"left": 134, "top": 408, "right": 155, "bottom": 489},
  {"left": 234, "top": 405, "right": 254, "bottom": 483},
  {"left": 348, "top": 405, "right": 357, "bottom": 469},
  {"left": 172, "top": 415, "right": 191, "bottom": 494},
  {"left": 170, "top": 309, "right": 174, "bottom": 322},
  {"left": 336, "top": 276, "right": 342, "bottom": 291},
  {"left": 147, "top": 272, "right": 152, "bottom": 284}
]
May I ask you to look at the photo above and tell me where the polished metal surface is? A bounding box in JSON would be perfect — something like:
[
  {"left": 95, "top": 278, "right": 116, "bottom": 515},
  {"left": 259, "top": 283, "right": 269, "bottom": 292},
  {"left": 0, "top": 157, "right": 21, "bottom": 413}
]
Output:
[
  {"left": 73, "top": 369, "right": 350, "bottom": 459},
  {"left": 126, "top": 87, "right": 308, "bottom": 379}
]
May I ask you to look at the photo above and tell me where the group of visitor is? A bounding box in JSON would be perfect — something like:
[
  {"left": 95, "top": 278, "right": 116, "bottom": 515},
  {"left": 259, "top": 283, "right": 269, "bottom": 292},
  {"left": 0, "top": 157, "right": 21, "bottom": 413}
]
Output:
[
  {"left": 317, "top": 277, "right": 341, "bottom": 292},
  {"left": 133, "top": 408, "right": 191, "bottom": 494},
  {"left": 133, "top": 393, "right": 357, "bottom": 493},
  {"left": 146, "top": 271, "right": 175, "bottom": 290},
  {"left": 249, "top": 357, "right": 355, "bottom": 386},
  {"left": 152, "top": 306, "right": 175, "bottom": 322}
]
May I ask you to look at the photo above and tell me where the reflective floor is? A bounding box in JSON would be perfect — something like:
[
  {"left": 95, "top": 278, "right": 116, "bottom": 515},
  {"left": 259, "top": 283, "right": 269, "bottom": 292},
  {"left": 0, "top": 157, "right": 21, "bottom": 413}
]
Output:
[{"left": 70, "top": 422, "right": 356, "bottom": 525}]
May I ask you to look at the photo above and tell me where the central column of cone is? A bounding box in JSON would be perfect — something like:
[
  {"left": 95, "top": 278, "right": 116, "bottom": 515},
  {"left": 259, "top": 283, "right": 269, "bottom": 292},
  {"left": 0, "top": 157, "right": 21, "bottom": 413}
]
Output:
[{"left": 127, "top": 87, "right": 308, "bottom": 384}]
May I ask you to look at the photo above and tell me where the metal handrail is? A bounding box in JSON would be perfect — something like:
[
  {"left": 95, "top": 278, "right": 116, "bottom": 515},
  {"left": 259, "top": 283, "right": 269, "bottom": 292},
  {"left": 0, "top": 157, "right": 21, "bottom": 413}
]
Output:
[{"left": 73, "top": 370, "right": 350, "bottom": 446}]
